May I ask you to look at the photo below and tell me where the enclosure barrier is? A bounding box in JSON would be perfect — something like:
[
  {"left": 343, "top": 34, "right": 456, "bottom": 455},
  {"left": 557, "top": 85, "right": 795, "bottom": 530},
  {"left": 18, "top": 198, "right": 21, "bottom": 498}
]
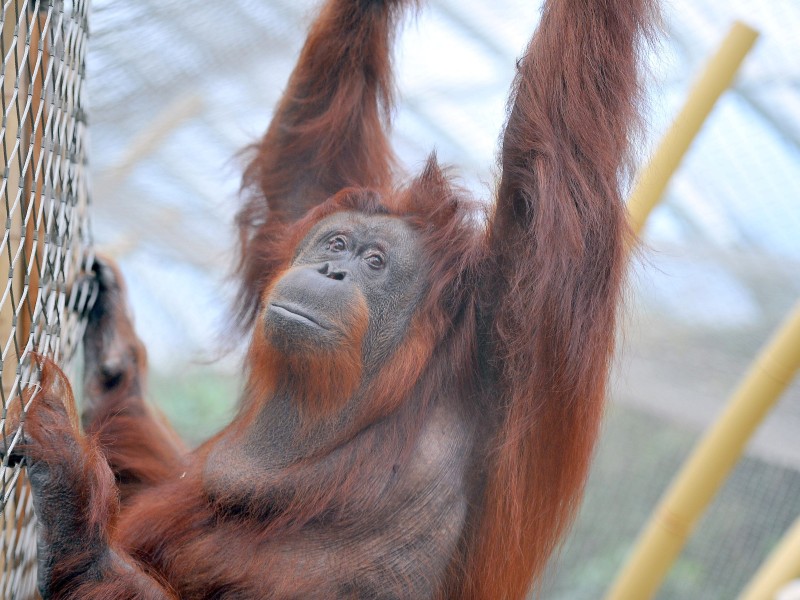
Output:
[
  {"left": 1, "top": 1, "right": 93, "bottom": 598},
  {"left": 626, "top": 21, "right": 759, "bottom": 235},
  {"left": 607, "top": 300, "right": 800, "bottom": 600}
]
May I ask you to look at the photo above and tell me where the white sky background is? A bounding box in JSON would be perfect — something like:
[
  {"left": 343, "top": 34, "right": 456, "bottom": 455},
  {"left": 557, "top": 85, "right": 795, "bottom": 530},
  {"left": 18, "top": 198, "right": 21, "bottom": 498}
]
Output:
[{"left": 87, "top": 0, "right": 800, "bottom": 371}]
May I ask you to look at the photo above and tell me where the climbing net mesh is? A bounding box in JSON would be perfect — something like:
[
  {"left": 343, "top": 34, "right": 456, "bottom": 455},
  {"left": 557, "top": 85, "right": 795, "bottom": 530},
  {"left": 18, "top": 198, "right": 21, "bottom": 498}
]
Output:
[{"left": 0, "top": 1, "right": 92, "bottom": 597}]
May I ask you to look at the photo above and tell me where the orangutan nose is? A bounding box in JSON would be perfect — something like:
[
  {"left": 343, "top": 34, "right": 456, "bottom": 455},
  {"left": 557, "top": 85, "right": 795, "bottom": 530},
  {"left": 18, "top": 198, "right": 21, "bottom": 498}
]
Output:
[{"left": 318, "top": 262, "right": 347, "bottom": 281}]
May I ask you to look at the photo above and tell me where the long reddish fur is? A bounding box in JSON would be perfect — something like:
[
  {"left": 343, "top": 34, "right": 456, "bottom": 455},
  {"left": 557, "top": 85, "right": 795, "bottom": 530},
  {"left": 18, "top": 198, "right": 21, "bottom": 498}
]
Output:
[
  {"left": 17, "top": 0, "right": 656, "bottom": 598},
  {"left": 236, "top": 0, "right": 655, "bottom": 595},
  {"left": 467, "top": 1, "right": 657, "bottom": 596}
]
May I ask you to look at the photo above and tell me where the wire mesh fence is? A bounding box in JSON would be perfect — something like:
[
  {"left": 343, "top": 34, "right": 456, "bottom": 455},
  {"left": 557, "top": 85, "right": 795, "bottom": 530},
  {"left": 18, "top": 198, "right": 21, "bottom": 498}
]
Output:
[
  {"left": 546, "top": 399, "right": 800, "bottom": 599},
  {"left": 0, "top": 1, "right": 92, "bottom": 598}
]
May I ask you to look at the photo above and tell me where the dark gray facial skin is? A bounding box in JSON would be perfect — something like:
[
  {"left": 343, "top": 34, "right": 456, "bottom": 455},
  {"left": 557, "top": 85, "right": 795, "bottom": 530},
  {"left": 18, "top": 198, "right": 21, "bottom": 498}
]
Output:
[
  {"left": 264, "top": 211, "right": 427, "bottom": 376},
  {"left": 203, "top": 211, "right": 431, "bottom": 505}
]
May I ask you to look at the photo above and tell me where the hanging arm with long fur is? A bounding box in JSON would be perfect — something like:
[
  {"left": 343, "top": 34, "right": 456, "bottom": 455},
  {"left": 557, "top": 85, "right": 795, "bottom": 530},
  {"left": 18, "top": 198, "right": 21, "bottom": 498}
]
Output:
[
  {"left": 235, "top": 0, "right": 413, "bottom": 327},
  {"left": 466, "top": 0, "right": 656, "bottom": 597}
]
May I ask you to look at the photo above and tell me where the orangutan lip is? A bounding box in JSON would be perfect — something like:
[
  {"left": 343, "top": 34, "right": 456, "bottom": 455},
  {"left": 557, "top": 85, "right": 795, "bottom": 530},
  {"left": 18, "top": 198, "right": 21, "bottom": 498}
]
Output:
[{"left": 269, "top": 303, "right": 328, "bottom": 330}]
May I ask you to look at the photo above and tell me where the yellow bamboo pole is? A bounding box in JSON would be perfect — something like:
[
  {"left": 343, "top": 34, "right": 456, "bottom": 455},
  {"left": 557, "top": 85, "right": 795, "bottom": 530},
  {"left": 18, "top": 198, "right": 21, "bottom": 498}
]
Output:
[
  {"left": 605, "top": 20, "right": 763, "bottom": 600},
  {"left": 627, "top": 21, "right": 759, "bottom": 235},
  {"left": 738, "top": 513, "right": 800, "bottom": 600},
  {"left": 606, "top": 300, "right": 800, "bottom": 600}
]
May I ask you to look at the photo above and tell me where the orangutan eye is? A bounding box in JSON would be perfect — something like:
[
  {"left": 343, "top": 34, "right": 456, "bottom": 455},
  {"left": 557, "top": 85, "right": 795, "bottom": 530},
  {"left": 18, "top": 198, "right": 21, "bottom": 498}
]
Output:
[
  {"left": 327, "top": 235, "right": 347, "bottom": 252},
  {"left": 365, "top": 253, "right": 385, "bottom": 270}
]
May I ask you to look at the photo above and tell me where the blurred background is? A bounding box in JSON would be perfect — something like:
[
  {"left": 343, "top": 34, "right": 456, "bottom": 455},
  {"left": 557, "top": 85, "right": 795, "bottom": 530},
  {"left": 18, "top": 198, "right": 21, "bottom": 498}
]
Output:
[{"left": 87, "top": 0, "right": 800, "bottom": 598}]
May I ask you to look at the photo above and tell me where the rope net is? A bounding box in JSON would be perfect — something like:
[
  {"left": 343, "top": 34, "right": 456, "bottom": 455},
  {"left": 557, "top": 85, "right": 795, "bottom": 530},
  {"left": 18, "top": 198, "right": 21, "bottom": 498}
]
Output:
[{"left": 0, "top": 1, "right": 92, "bottom": 598}]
